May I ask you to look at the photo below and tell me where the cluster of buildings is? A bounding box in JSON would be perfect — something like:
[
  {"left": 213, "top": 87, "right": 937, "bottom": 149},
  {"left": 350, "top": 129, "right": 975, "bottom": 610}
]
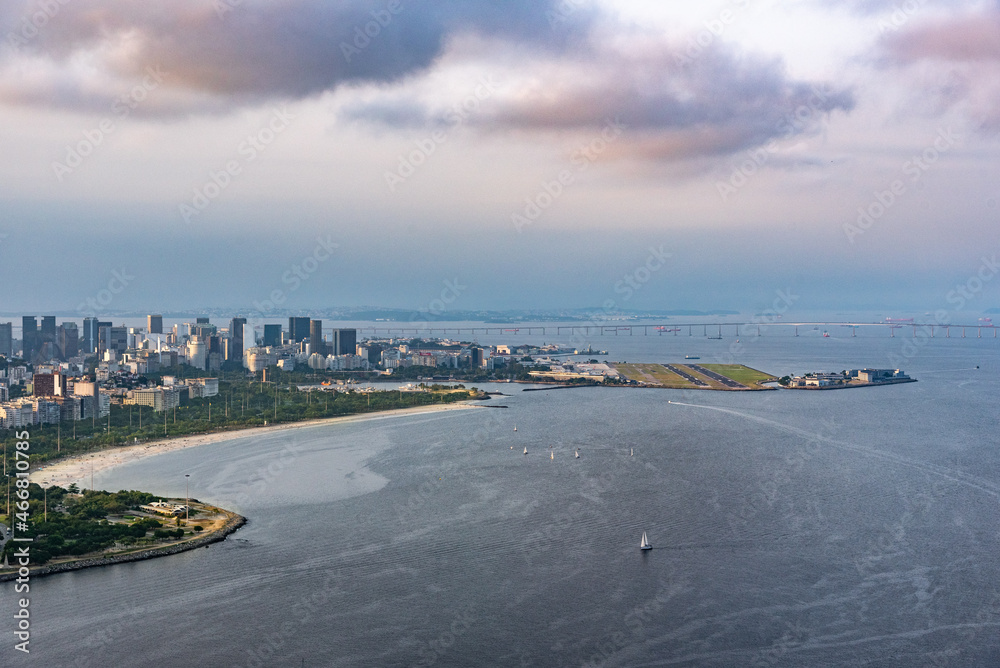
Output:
[
  {"left": 0, "top": 365, "right": 220, "bottom": 428},
  {"left": 0, "top": 315, "right": 247, "bottom": 373},
  {"left": 244, "top": 319, "right": 361, "bottom": 373},
  {"left": 784, "top": 368, "right": 911, "bottom": 388}
]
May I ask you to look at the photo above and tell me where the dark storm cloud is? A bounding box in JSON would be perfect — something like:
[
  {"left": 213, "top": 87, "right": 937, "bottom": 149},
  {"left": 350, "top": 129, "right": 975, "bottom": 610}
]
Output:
[{"left": 0, "top": 0, "right": 593, "bottom": 110}]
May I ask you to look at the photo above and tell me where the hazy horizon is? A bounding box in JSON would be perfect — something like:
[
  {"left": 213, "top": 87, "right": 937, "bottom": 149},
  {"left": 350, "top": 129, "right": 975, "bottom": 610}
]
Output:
[{"left": 2, "top": 1, "right": 999, "bottom": 314}]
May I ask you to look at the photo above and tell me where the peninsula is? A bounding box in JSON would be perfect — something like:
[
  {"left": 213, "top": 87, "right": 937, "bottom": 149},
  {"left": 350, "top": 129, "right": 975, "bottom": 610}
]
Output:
[{"left": 0, "top": 485, "right": 245, "bottom": 581}]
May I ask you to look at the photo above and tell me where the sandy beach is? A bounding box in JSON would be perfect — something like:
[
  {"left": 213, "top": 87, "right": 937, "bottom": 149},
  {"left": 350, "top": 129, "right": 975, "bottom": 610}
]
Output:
[{"left": 30, "top": 402, "right": 480, "bottom": 489}]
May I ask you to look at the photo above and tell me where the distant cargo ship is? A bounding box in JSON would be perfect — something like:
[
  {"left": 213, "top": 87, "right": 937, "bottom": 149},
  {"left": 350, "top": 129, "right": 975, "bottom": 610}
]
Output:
[{"left": 685, "top": 355, "right": 700, "bottom": 359}]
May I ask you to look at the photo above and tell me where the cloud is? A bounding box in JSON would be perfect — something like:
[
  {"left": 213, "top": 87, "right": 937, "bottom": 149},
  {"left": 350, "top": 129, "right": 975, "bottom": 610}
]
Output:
[
  {"left": 341, "top": 36, "right": 855, "bottom": 162},
  {"left": 877, "top": 7, "right": 1000, "bottom": 130},
  {"left": 0, "top": 0, "right": 593, "bottom": 112},
  {"left": 1, "top": 1, "right": 854, "bottom": 162}
]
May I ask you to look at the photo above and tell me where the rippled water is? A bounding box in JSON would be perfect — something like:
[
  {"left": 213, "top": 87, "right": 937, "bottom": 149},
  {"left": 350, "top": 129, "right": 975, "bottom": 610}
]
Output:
[{"left": 3, "top": 333, "right": 999, "bottom": 666}]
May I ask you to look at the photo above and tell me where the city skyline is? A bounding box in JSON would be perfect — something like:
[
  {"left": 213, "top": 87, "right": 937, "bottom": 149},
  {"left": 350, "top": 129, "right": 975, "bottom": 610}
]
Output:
[{"left": 1, "top": 1, "right": 999, "bottom": 314}]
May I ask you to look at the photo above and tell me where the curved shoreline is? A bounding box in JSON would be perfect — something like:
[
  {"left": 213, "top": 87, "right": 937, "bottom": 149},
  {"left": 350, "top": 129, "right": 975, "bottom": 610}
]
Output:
[
  {"left": 31, "top": 402, "right": 480, "bottom": 488},
  {"left": 0, "top": 510, "right": 247, "bottom": 582}
]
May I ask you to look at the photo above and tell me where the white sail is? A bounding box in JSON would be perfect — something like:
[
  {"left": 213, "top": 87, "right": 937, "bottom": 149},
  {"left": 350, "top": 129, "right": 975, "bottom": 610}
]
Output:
[{"left": 640, "top": 531, "right": 652, "bottom": 550}]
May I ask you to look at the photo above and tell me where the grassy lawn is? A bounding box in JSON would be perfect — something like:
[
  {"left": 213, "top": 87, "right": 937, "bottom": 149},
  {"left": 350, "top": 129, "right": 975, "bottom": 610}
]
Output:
[
  {"left": 699, "top": 364, "right": 776, "bottom": 386},
  {"left": 613, "top": 363, "right": 702, "bottom": 389}
]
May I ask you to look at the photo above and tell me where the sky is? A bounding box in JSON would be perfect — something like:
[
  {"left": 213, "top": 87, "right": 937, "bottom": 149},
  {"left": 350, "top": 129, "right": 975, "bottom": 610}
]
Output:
[{"left": 1, "top": 0, "right": 999, "bottom": 317}]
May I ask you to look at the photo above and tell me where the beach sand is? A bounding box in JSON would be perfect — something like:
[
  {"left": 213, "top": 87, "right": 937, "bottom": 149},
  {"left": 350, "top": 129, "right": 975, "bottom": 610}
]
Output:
[{"left": 30, "top": 403, "right": 479, "bottom": 489}]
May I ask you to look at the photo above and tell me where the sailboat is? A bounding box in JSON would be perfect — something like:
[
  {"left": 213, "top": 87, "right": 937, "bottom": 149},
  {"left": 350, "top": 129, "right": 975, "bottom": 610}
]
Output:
[
  {"left": 514, "top": 425, "right": 517, "bottom": 432},
  {"left": 550, "top": 451, "right": 554, "bottom": 460},
  {"left": 630, "top": 448, "right": 634, "bottom": 457},
  {"left": 523, "top": 447, "right": 528, "bottom": 455},
  {"left": 575, "top": 449, "right": 580, "bottom": 459},
  {"left": 640, "top": 531, "right": 652, "bottom": 551}
]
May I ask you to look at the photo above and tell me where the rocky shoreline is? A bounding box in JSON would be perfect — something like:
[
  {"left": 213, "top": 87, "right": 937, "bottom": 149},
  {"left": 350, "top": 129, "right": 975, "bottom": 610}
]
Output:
[{"left": 0, "top": 511, "right": 247, "bottom": 582}]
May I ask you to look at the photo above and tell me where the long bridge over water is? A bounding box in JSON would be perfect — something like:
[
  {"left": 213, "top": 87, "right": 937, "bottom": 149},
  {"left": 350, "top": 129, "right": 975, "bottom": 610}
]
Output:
[{"left": 360, "top": 321, "right": 998, "bottom": 338}]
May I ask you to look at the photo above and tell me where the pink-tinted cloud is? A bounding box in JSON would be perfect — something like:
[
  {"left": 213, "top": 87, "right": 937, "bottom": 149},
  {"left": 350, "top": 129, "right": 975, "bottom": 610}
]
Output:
[
  {"left": 0, "top": 0, "right": 593, "bottom": 111},
  {"left": 878, "top": 8, "right": 1000, "bottom": 130},
  {"left": 342, "top": 40, "right": 854, "bottom": 162}
]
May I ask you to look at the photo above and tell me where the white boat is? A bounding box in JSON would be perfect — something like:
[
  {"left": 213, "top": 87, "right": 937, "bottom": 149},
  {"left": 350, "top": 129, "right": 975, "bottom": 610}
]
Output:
[
  {"left": 523, "top": 447, "right": 528, "bottom": 455},
  {"left": 514, "top": 425, "right": 517, "bottom": 432},
  {"left": 630, "top": 448, "right": 634, "bottom": 457},
  {"left": 575, "top": 449, "right": 580, "bottom": 459},
  {"left": 550, "top": 451, "right": 554, "bottom": 460},
  {"left": 640, "top": 531, "right": 652, "bottom": 551}
]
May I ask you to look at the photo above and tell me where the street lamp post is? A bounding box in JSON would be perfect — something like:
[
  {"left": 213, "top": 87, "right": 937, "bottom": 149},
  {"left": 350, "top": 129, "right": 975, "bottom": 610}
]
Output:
[{"left": 185, "top": 474, "right": 190, "bottom": 523}]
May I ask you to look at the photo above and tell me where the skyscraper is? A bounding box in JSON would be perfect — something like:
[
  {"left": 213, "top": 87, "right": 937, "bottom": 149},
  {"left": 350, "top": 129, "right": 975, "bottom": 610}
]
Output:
[
  {"left": 95, "top": 321, "right": 112, "bottom": 356},
  {"left": 229, "top": 317, "right": 246, "bottom": 361},
  {"left": 21, "top": 316, "right": 37, "bottom": 361},
  {"left": 289, "top": 317, "right": 310, "bottom": 343},
  {"left": 57, "top": 322, "right": 79, "bottom": 360},
  {"left": 81, "top": 317, "right": 99, "bottom": 353},
  {"left": 309, "top": 320, "right": 325, "bottom": 356},
  {"left": 147, "top": 314, "right": 163, "bottom": 334},
  {"left": 263, "top": 324, "right": 282, "bottom": 347},
  {"left": 0, "top": 322, "right": 11, "bottom": 358},
  {"left": 333, "top": 328, "right": 358, "bottom": 356}
]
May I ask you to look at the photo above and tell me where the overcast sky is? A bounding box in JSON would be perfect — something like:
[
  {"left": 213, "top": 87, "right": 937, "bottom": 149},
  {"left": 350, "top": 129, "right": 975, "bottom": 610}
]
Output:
[{"left": 1, "top": 0, "right": 998, "bottom": 316}]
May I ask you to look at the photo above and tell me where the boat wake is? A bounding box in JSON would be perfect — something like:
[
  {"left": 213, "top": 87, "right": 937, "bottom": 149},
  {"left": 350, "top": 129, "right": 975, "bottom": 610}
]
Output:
[{"left": 666, "top": 400, "right": 1000, "bottom": 501}]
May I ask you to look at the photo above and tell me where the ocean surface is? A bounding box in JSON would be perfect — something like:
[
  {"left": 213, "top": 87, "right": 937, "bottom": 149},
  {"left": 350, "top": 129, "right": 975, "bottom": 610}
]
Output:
[{"left": 3, "top": 322, "right": 999, "bottom": 667}]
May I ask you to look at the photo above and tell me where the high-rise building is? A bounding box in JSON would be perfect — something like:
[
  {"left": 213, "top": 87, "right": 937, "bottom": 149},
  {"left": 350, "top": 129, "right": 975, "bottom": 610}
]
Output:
[
  {"left": 187, "top": 336, "right": 207, "bottom": 370},
  {"left": 95, "top": 321, "right": 112, "bottom": 355},
  {"left": 40, "top": 316, "right": 56, "bottom": 344},
  {"left": 289, "top": 317, "right": 310, "bottom": 343},
  {"left": 229, "top": 317, "right": 246, "bottom": 361},
  {"left": 196, "top": 317, "right": 210, "bottom": 325},
  {"left": 82, "top": 317, "right": 100, "bottom": 354},
  {"left": 147, "top": 314, "right": 163, "bottom": 334},
  {"left": 309, "top": 320, "right": 325, "bottom": 356},
  {"left": 333, "top": 328, "right": 358, "bottom": 356},
  {"left": 21, "top": 316, "right": 37, "bottom": 361},
  {"left": 57, "top": 322, "right": 79, "bottom": 360},
  {"left": 262, "top": 324, "right": 282, "bottom": 347},
  {"left": 0, "top": 322, "right": 12, "bottom": 358},
  {"left": 99, "top": 325, "right": 128, "bottom": 356}
]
